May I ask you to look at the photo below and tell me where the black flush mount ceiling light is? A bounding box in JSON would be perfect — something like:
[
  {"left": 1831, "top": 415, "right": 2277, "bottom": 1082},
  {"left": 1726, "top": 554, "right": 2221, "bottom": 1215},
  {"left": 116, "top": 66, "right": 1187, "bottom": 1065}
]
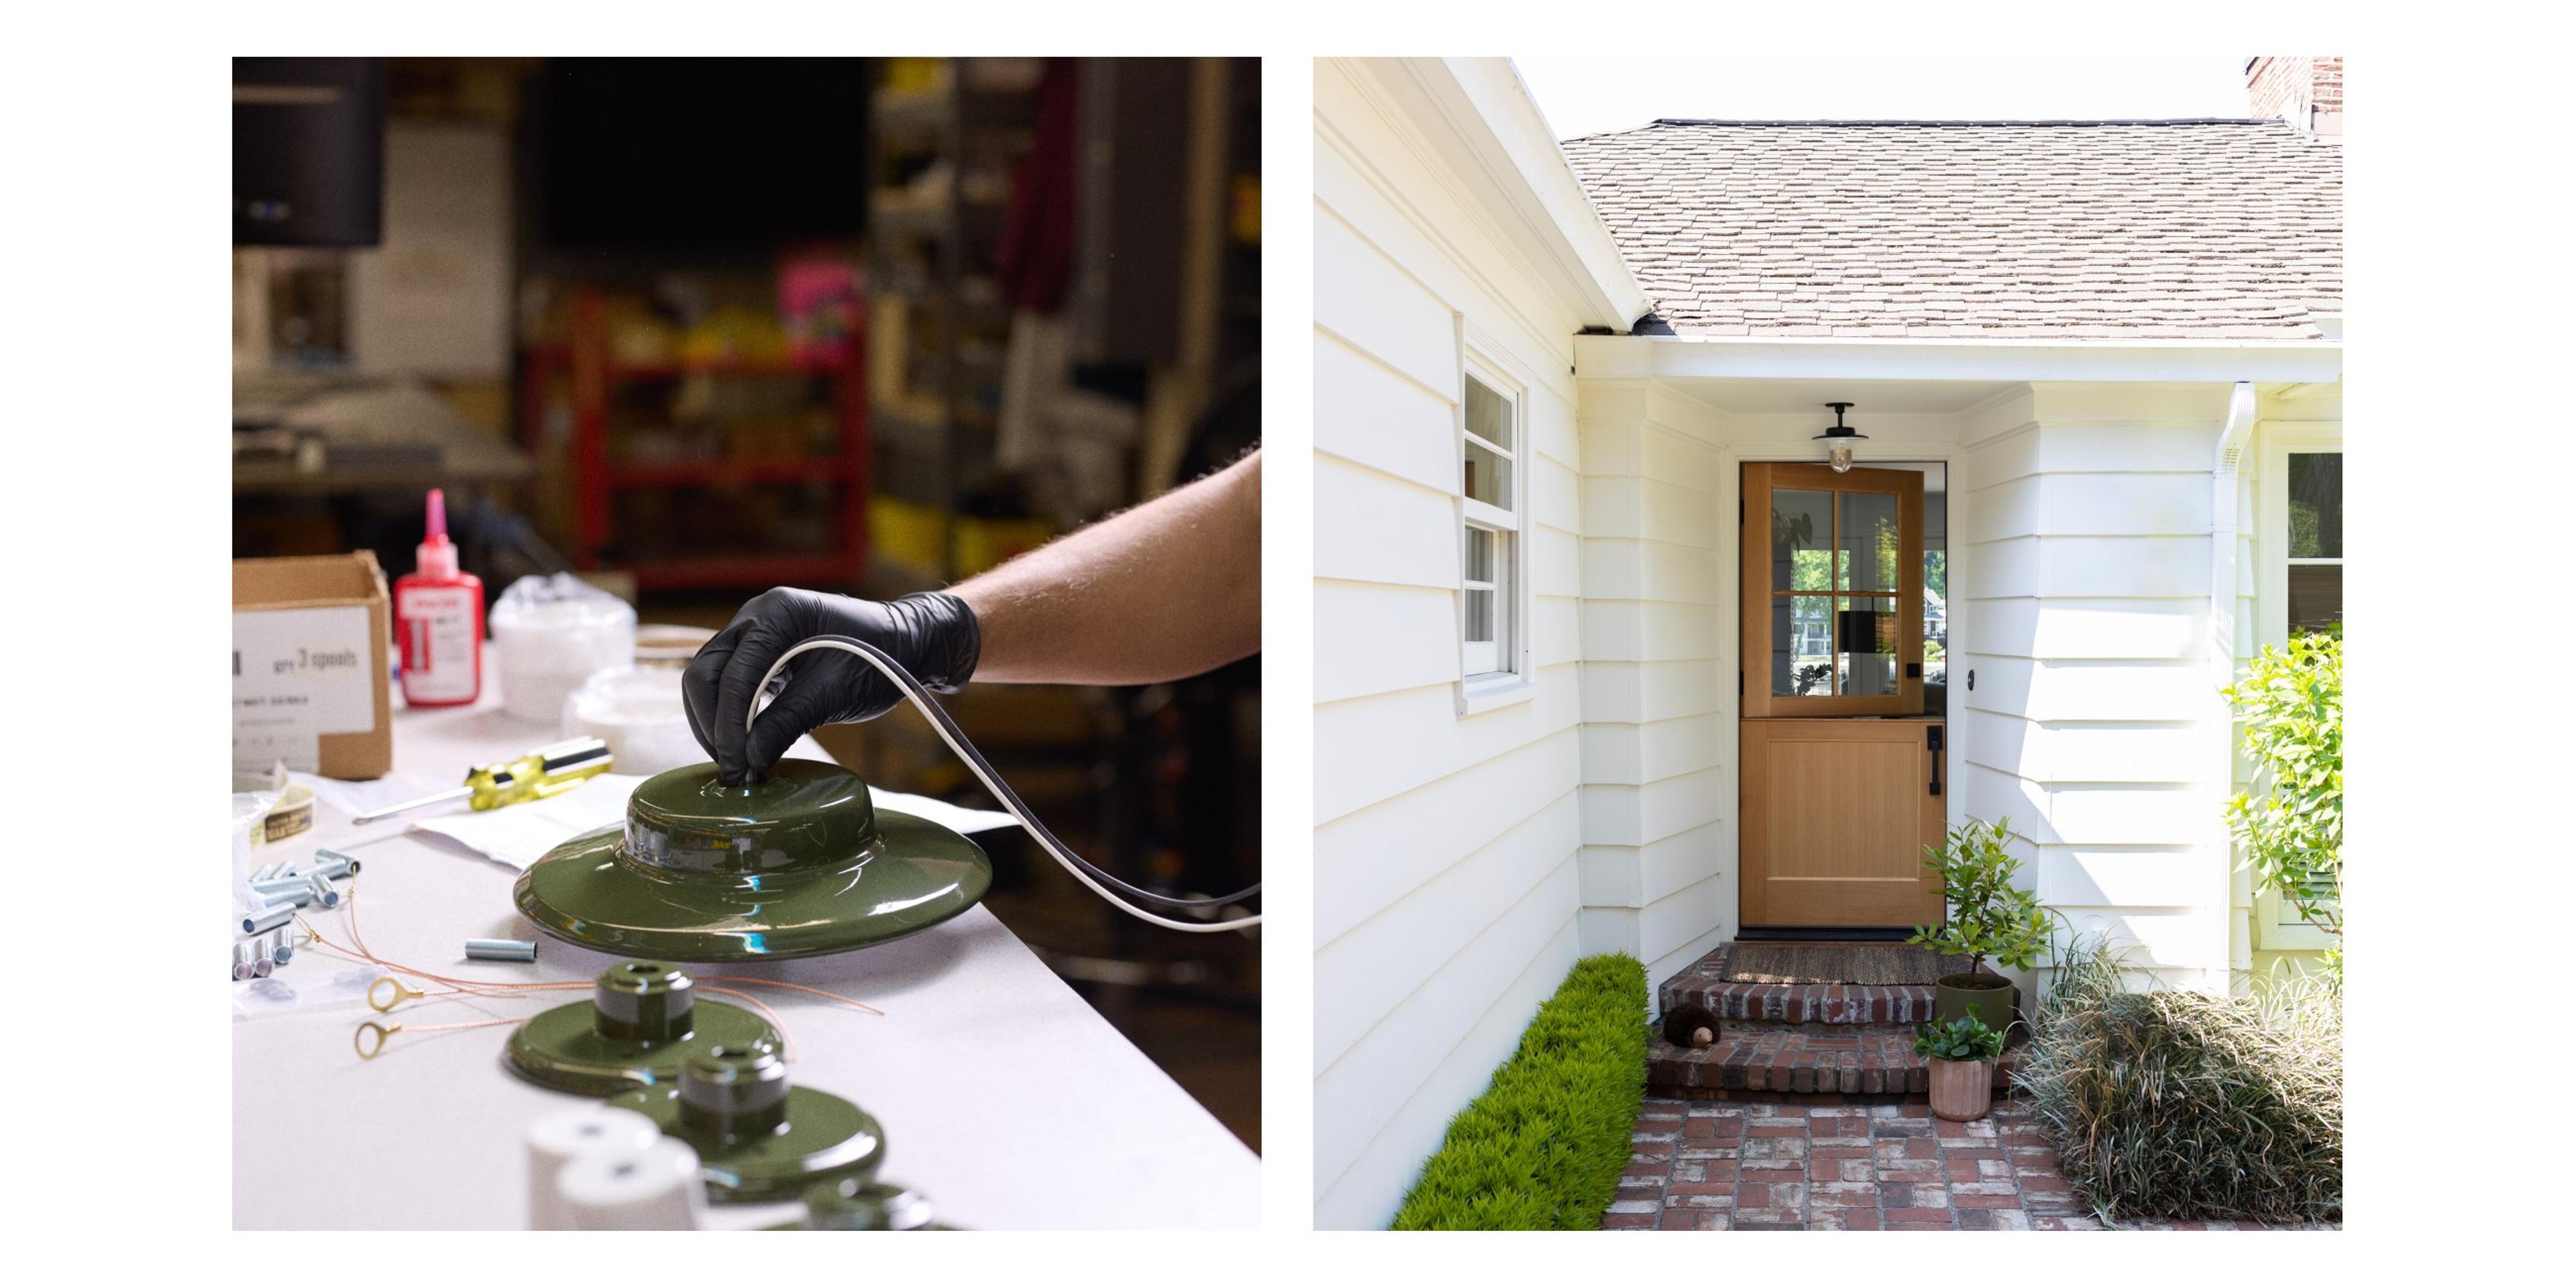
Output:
[{"left": 1815, "top": 401, "right": 1868, "bottom": 473}]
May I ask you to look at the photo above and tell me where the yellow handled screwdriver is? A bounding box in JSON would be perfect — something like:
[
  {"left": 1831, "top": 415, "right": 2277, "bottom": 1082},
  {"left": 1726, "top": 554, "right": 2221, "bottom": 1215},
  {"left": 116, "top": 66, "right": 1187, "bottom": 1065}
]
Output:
[{"left": 350, "top": 737, "right": 616, "bottom": 826}]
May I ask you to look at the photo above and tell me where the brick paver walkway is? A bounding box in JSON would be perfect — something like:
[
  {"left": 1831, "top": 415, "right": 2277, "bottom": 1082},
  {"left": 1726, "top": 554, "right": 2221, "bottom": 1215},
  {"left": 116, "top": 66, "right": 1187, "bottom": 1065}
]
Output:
[{"left": 1607, "top": 1096, "right": 2313, "bottom": 1231}]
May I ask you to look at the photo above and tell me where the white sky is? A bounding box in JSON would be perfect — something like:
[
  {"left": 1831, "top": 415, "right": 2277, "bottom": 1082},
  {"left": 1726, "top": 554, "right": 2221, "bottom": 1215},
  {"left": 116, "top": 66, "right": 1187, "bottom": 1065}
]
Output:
[{"left": 1515, "top": 57, "right": 2255, "bottom": 140}]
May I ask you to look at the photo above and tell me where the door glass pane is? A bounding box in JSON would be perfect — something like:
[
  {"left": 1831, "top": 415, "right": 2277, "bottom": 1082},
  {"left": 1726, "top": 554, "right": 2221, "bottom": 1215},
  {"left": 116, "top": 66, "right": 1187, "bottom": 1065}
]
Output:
[
  {"left": 1836, "top": 595, "right": 1900, "bottom": 696},
  {"left": 2288, "top": 564, "right": 2342, "bottom": 633},
  {"left": 1464, "top": 440, "right": 1512, "bottom": 509},
  {"left": 1772, "top": 594, "right": 1835, "bottom": 695},
  {"left": 1464, "top": 527, "right": 1493, "bottom": 582},
  {"left": 1923, "top": 549, "right": 1948, "bottom": 686},
  {"left": 1839, "top": 491, "right": 1900, "bottom": 592},
  {"left": 2288, "top": 453, "right": 2343, "bottom": 558},
  {"left": 1464, "top": 376, "right": 1512, "bottom": 452},
  {"left": 1771, "top": 489, "right": 1832, "bottom": 592}
]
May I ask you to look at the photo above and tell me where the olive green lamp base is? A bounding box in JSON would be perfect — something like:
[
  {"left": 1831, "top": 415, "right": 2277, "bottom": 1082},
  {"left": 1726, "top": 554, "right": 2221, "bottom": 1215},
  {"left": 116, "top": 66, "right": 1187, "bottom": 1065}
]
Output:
[
  {"left": 515, "top": 759, "right": 994, "bottom": 963},
  {"left": 504, "top": 959, "right": 783, "bottom": 1097},
  {"left": 506, "top": 998, "right": 780, "bottom": 1097},
  {"left": 609, "top": 1082, "right": 885, "bottom": 1204}
]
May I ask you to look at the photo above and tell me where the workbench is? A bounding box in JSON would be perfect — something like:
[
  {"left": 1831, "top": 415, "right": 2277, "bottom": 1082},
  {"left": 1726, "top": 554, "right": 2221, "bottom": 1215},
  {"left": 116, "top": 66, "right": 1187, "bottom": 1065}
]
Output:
[{"left": 231, "top": 661, "right": 1260, "bottom": 1229}]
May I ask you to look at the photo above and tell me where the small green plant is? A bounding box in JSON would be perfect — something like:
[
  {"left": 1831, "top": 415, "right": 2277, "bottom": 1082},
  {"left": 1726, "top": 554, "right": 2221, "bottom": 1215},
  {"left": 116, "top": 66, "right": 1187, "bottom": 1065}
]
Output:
[
  {"left": 1909, "top": 815, "right": 2048, "bottom": 977},
  {"left": 1913, "top": 1012, "right": 2004, "bottom": 1063},
  {"left": 2014, "top": 936, "right": 2341, "bottom": 1225},
  {"left": 1391, "top": 955, "right": 1650, "bottom": 1230},
  {"left": 2224, "top": 631, "right": 2342, "bottom": 965}
]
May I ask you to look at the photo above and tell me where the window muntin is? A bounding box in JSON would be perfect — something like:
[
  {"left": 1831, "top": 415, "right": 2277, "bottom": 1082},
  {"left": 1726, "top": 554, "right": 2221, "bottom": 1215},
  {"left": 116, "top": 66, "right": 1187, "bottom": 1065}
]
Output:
[{"left": 1768, "top": 485, "right": 1904, "bottom": 697}]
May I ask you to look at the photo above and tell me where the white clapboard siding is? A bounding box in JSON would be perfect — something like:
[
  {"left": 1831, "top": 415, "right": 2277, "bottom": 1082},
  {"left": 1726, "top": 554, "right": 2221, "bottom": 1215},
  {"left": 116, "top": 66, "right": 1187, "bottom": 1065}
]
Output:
[
  {"left": 1311, "top": 58, "right": 1606, "bottom": 1228},
  {"left": 1316, "top": 791, "right": 1582, "bottom": 1072},
  {"left": 1960, "top": 417, "right": 2232, "bottom": 987},
  {"left": 1574, "top": 386, "right": 1735, "bottom": 998},
  {"left": 1314, "top": 911, "right": 1580, "bottom": 1228}
]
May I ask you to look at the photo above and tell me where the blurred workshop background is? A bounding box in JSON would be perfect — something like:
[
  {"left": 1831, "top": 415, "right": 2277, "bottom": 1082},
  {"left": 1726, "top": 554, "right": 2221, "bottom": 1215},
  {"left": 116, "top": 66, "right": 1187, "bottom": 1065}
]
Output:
[{"left": 232, "top": 56, "right": 1263, "bottom": 1148}]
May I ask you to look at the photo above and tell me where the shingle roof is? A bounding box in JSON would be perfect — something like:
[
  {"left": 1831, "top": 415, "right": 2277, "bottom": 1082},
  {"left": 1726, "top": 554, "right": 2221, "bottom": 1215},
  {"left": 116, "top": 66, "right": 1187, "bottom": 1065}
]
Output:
[{"left": 1558, "top": 119, "right": 2343, "bottom": 340}]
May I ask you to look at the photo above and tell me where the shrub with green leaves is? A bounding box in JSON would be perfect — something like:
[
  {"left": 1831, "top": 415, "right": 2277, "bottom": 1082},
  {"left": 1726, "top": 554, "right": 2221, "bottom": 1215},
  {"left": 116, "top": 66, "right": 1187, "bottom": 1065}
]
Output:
[
  {"left": 2224, "top": 631, "right": 2343, "bottom": 957},
  {"left": 1912, "top": 1012, "right": 2004, "bottom": 1063},
  {"left": 1391, "top": 955, "right": 1648, "bottom": 1230},
  {"left": 2015, "top": 936, "right": 2341, "bottom": 1225},
  {"left": 1909, "top": 815, "right": 2048, "bottom": 976}
]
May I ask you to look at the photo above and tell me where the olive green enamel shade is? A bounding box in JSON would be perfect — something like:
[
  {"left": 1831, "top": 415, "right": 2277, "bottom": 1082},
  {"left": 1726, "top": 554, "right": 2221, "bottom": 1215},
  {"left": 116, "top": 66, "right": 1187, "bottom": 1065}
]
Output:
[
  {"left": 504, "top": 960, "right": 782, "bottom": 1097},
  {"left": 608, "top": 1045, "right": 885, "bottom": 1204},
  {"left": 515, "top": 759, "right": 991, "bottom": 962}
]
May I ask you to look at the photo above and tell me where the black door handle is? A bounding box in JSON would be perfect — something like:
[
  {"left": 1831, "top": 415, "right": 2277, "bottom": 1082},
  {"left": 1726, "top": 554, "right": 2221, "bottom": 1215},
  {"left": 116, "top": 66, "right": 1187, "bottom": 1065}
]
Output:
[{"left": 1927, "top": 724, "right": 1944, "bottom": 796}]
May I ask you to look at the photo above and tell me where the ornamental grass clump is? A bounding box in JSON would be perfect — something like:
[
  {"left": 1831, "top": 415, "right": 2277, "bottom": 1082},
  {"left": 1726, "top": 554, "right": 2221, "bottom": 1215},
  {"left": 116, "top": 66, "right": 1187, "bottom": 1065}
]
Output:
[
  {"left": 2015, "top": 937, "right": 2341, "bottom": 1226},
  {"left": 1391, "top": 955, "right": 1649, "bottom": 1230}
]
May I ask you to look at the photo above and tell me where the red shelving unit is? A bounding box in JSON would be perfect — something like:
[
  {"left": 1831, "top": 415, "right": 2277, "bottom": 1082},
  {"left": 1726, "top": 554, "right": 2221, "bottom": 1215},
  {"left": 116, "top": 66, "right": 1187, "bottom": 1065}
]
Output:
[{"left": 523, "top": 290, "right": 871, "bottom": 592}]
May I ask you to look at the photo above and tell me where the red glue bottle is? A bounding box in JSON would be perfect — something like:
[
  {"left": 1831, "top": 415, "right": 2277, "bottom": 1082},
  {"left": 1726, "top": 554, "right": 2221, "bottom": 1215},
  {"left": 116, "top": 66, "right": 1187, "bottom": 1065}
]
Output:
[{"left": 394, "top": 488, "right": 485, "bottom": 706}]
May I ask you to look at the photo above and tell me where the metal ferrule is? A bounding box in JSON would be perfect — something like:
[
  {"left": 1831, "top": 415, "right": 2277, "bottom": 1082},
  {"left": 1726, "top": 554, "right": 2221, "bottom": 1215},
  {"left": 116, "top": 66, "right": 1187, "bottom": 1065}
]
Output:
[
  {"left": 233, "top": 942, "right": 256, "bottom": 980},
  {"left": 252, "top": 938, "right": 276, "bottom": 978},
  {"left": 270, "top": 928, "right": 294, "bottom": 965},
  {"left": 259, "top": 887, "right": 311, "bottom": 910},
  {"left": 250, "top": 862, "right": 282, "bottom": 883},
  {"left": 307, "top": 875, "right": 341, "bottom": 908},
  {"left": 464, "top": 938, "right": 538, "bottom": 962},
  {"left": 311, "top": 851, "right": 357, "bottom": 879},
  {"left": 243, "top": 906, "right": 296, "bottom": 936},
  {"left": 676, "top": 1046, "right": 790, "bottom": 1141},
  {"left": 248, "top": 876, "right": 311, "bottom": 895},
  {"left": 592, "top": 961, "right": 694, "bottom": 1043}
]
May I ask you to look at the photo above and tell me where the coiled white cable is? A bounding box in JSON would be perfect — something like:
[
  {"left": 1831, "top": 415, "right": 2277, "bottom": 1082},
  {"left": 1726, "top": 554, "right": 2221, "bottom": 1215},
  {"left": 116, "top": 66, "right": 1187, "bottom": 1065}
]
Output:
[{"left": 748, "top": 636, "right": 1261, "bottom": 933}]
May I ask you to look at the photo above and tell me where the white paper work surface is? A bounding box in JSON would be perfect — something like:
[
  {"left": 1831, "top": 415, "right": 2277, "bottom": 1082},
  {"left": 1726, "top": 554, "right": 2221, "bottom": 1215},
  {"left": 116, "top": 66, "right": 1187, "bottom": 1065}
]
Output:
[{"left": 411, "top": 771, "right": 1018, "bottom": 869}]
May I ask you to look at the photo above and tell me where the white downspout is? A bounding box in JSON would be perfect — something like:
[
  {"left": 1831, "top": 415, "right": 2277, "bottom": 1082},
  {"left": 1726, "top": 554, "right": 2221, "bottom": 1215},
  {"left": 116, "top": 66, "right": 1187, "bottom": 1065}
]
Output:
[{"left": 2207, "top": 381, "right": 2258, "bottom": 994}]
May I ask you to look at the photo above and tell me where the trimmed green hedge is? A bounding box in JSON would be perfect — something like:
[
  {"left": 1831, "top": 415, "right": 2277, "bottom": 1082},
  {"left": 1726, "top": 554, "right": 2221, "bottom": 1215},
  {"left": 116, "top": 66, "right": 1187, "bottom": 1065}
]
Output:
[{"left": 1391, "top": 954, "right": 1649, "bottom": 1230}]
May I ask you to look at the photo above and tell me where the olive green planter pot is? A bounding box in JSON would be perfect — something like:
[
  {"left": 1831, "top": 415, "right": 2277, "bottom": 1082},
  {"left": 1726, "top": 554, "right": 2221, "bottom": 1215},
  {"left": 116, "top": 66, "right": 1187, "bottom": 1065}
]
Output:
[
  {"left": 517, "top": 758, "right": 992, "bottom": 962},
  {"left": 1932, "top": 972, "right": 2017, "bottom": 1028}
]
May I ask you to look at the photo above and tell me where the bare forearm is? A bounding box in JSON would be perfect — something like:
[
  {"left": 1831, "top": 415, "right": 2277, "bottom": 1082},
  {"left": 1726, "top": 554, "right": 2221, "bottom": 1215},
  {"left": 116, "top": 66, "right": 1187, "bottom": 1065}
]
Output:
[{"left": 955, "top": 449, "right": 1261, "bottom": 685}]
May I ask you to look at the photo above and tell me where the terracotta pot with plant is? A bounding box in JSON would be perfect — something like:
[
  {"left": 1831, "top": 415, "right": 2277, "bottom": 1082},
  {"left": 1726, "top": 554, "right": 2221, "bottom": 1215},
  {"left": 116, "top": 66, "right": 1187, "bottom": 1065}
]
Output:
[
  {"left": 1909, "top": 815, "right": 2048, "bottom": 1028},
  {"left": 1914, "top": 1012, "right": 2006, "bottom": 1122}
]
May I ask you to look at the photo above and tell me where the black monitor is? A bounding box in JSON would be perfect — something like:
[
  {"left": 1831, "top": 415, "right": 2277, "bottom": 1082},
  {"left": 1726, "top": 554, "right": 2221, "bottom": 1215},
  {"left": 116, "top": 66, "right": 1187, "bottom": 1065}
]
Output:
[{"left": 233, "top": 58, "right": 384, "bottom": 248}]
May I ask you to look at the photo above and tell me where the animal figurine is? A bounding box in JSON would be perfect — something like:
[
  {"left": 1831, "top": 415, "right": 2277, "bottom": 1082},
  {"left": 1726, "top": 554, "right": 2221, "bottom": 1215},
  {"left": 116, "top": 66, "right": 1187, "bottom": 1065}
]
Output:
[{"left": 1661, "top": 1002, "right": 1719, "bottom": 1049}]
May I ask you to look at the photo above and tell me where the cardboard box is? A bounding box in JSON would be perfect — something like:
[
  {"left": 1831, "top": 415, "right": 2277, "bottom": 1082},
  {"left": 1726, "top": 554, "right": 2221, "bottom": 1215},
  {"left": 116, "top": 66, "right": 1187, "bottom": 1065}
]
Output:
[{"left": 233, "top": 553, "right": 394, "bottom": 780}]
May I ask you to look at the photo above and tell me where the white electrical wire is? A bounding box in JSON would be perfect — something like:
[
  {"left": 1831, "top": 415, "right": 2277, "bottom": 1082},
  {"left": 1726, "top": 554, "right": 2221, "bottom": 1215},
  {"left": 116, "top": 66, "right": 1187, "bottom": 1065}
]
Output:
[{"left": 748, "top": 637, "right": 1261, "bottom": 933}]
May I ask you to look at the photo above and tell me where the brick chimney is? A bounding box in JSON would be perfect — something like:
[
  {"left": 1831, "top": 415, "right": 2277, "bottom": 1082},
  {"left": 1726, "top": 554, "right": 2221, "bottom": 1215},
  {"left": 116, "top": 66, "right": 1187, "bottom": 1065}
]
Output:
[{"left": 2246, "top": 56, "right": 2343, "bottom": 138}]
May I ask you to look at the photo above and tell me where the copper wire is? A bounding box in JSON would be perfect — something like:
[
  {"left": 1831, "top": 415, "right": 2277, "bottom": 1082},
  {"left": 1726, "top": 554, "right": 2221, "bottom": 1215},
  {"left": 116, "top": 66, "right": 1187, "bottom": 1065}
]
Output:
[{"left": 307, "top": 883, "right": 879, "bottom": 1062}]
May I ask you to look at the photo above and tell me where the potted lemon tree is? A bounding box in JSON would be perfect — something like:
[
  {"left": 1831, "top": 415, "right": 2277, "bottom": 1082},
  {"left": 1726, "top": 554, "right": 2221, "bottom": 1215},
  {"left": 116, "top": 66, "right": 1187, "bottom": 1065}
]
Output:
[
  {"left": 1909, "top": 816, "right": 2048, "bottom": 1027},
  {"left": 1914, "top": 1012, "right": 2006, "bottom": 1122}
]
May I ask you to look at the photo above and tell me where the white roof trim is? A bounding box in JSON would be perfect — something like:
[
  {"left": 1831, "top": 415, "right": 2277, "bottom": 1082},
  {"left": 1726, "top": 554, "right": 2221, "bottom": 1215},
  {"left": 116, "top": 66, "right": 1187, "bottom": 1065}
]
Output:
[
  {"left": 1401, "top": 58, "right": 1652, "bottom": 330},
  {"left": 1574, "top": 333, "right": 2343, "bottom": 384}
]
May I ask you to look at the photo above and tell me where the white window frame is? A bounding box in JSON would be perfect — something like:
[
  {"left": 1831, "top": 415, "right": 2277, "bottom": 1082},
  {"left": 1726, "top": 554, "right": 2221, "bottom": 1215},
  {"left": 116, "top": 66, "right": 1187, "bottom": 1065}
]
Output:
[
  {"left": 1456, "top": 345, "right": 1534, "bottom": 716},
  {"left": 2251, "top": 423, "right": 2343, "bottom": 952}
]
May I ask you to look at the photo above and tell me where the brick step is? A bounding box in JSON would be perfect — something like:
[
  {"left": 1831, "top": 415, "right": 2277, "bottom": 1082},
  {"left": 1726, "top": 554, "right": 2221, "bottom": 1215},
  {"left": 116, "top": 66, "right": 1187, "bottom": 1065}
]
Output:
[
  {"left": 1647, "top": 1026, "right": 2025, "bottom": 1101},
  {"left": 1658, "top": 943, "right": 2015, "bottom": 1028}
]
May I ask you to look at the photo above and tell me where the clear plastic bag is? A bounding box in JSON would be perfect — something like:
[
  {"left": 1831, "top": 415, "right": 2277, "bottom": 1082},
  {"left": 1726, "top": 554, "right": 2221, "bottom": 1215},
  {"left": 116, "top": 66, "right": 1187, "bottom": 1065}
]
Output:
[{"left": 488, "top": 574, "right": 637, "bottom": 723}]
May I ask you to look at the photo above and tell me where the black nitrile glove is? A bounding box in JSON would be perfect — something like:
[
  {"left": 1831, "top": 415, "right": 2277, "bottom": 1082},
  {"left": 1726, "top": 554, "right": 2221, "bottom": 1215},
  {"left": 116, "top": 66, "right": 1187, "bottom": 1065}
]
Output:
[{"left": 682, "top": 588, "right": 981, "bottom": 785}]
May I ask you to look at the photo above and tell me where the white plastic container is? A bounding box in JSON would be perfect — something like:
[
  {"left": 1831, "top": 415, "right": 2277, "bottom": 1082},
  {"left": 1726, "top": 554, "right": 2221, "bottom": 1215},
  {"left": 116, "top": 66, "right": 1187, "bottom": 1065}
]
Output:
[
  {"left": 563, "top": 665, "right": 702, "bottom": 776},
  {"left": 525, "top": 1104, "right": 662, "bottom": 1230},
  {"left": 487, "top": 574, "right": 636, "bottom": 724}
]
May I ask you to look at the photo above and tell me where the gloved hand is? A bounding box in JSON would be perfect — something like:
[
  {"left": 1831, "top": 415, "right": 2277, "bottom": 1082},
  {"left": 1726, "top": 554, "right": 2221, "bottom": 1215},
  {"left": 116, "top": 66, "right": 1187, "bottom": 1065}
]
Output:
[{"left": 682, "top": 588, "right": 981, "bottom": 785}]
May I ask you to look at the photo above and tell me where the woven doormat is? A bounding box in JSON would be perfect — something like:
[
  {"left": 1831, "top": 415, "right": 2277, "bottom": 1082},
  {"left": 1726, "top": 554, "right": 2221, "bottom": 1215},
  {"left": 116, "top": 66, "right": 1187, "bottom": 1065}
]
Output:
[{"left": 1723, "top": 945, "right": 1974, "bottom": 986}]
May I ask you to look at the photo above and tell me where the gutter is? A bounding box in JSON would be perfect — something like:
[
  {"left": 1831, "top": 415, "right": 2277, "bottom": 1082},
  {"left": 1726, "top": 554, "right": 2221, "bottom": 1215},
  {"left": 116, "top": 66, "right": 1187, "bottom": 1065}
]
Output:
[
  {"left": 2208, "top": 380, "right": 2258, "bottom": 981},
  {"left": 2210, "top": 381, "right": 2259, "bottom": 692}
]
